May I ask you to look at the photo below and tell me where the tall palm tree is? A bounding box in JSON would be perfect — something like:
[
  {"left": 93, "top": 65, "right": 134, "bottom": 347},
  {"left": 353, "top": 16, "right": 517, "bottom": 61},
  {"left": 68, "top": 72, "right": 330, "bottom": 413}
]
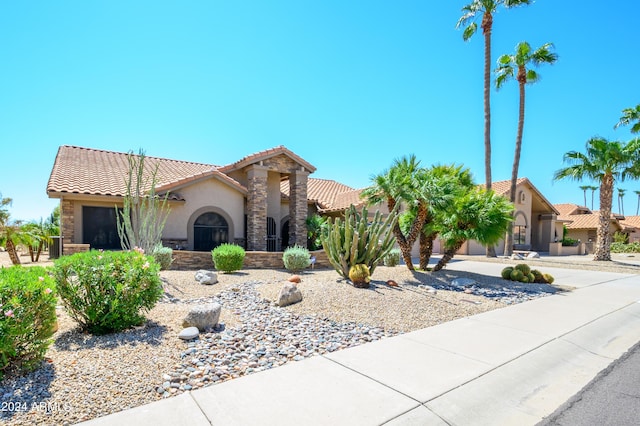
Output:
[
  {"left": 589, "top": 185, "right": 598, "bottom": 210},
  {"left": 457, "top": 0, "right": 531, "bottom": 257},
  {"left": 617, "top": 188, "right": 626, "bottom": 216},
  {"left": 579, "top": 185, "right": 590, "bottom": 207},
  {"left": 614, "top": 104, "right": 640, "bottom": 134},
  {"left": 554, "top": 137, "right": 640, "bottom": 261},
  {"left": 433, "top": 188, "right": 513, "bottom": 271},
  {"left": 361, "top": 155, "right": 428, "bottom": 270},
  {"left": 635, "top": 190, "right": 640, "bottom": 215},
  {"left": 495, "top": 41, "right": 557, "bottom": 256}
]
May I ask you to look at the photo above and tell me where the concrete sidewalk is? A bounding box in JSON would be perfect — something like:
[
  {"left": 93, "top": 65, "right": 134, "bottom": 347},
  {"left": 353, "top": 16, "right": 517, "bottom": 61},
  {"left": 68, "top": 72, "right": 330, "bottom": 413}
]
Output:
[{"left": 80, "top": 263, "right": 640, "bottom": 426}]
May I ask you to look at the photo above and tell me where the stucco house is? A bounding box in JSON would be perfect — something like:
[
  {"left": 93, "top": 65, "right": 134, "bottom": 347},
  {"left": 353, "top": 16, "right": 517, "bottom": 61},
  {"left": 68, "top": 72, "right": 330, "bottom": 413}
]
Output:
[
  {"left": 47, "top": 145, "right": 363, "bottom": 255},
  {"left": 455, "top": 178, "right": 562, "bottom": 256},
  {"left": 556, "top": 203, "right": 638, "bottom": 246}
]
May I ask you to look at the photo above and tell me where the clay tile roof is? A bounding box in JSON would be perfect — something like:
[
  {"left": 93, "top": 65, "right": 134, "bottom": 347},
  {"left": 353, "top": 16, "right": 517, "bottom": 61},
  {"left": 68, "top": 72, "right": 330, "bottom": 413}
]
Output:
[
  {"left": 556, "top": 207, "right": 622, "bottom": 230},
  {"left": 280, "top": 178, "right": 359, "bottom": 210},
  {"left": 620, "top": 215, "right": 640, "bottom": 230},
  {"left": 486, "top": 177, "right": 528, "bottom": 196},
  {"left": 47, "top": 146, "right": 243, "bottom": 197},
  {"left": 219, "top": 145, "right": 317, "bottom": 174}
]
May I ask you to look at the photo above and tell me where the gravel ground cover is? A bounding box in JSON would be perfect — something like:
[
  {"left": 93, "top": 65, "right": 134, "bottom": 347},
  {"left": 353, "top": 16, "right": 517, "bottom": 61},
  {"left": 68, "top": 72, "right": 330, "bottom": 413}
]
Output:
[{"left": 0, "top": 251, "right": 574, "bottom": 425}]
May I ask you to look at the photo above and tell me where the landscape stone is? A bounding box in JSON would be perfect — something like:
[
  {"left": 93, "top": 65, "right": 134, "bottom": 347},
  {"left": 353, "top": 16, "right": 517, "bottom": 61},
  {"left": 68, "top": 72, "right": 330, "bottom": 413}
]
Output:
[
  {"left": 527, "top": 251, "right": 540, "bottom": 259},
  {"left": 452, "top": 278, "right": 476, "bottom": 288},
  {"left": 386, "top": 279, "right": 398, "bottom": 287},
  {"left": 178, "top": 327, "right": 200, "bottom": 340},
  {"left": 288, "top": 275, "right": 301, "bottom": 283},
  {"left": 182, "top": 303, "right": 221, "bottom": 331},
  {"left": 195, "top": 270, "right": 218, "bottom": 285},
  {"left": 511, "top": 253, "right": 525, "bottom": 260},
  {"left": 277, "top": 283, "right": 303, "bottom": 307}
]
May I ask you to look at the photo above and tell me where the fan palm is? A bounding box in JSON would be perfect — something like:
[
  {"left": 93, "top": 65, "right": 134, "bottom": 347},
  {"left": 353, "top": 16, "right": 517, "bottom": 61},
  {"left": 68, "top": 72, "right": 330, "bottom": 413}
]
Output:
[
  {"left": 617, "top": 188, "right": 626, "bottom": 216},
  {"left": 579, "top": 185, "right": 590, "bottom": 207},
  {"left": 554, "top": 137, "right": 640, "bottom": 260},
  {"left": 635, "top": 190, "right": 640, "bottom": 215},
  {"left": 361, "top": 155, "right": 428, "bottom": 270},
  {"left": 457, "top": 0, "right": 532, "bottom": 194},
  {"left": 433, "top": 189, "right": 513, "bottom": 271},
  {"left": 495, "top": 41, "right": 557, "bottom": 256},
  {"left": 614, "top": 104, "right": 640, "bottom": 134}
]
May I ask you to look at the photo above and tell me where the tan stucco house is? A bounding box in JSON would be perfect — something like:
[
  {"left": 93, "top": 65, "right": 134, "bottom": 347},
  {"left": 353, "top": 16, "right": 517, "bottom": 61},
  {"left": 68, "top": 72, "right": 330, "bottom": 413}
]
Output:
[
  {"left": 47, "top": 145, "right": 362, "bottom": 254},
  {"left": 556, "top": 203, "right": 639, "bottom": 246},
  {"left": 455, "top": 178, "right": 562, "bottom": 256}
]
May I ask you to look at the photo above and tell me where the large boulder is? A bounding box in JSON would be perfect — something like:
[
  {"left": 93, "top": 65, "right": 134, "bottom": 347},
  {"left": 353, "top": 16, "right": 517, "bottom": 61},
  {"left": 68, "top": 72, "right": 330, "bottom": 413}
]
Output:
[
  {"left": 182, "top": 303, "right": 221, "bottom": 331},
  {"left": 195, "top": 270, "right": 218, "bottom": 285},
  {"left": 526, "top": 251, "right": 540, "bottom": 259},
  {"left": 277, "top": 283, "right": 303, "bottom": 307}
]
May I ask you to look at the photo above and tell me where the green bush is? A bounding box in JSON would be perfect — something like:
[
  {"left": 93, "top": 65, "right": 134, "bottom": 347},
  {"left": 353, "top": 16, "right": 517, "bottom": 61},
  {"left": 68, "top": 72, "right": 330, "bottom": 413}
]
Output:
[
  {"left": 383, "top": 249, "right": 401, "bottom": 267},
  {"left": 0, "top": 266, "right": 57, "bottom": 378},
  {"left": 151, "top": 244, "right": 173, "bottom": 270},
  {"left": 611, "top": 242, "right": 640, "bottom": 253},
  {"left": 282, "top": 245, "right": 311, "bottom": 272},
  {"left": 53, "top": 250, "right": 163, "bottom": 335},
  {"left": 212, "top": 244, "right": 245, "bottom": 273}
]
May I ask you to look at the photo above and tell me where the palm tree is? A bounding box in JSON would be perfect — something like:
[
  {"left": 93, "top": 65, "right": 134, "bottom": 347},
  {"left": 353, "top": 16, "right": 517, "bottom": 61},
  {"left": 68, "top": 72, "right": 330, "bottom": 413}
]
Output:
[
  {"left": 579, "top": 185, "right": 590, "bottom": 207},
  {"left": 495, "top": 41, "right": 557, "bottom": 256},
  {"left": 0, "top": 194, "right": 23, "bottom": 265},
  {"left": 635, "top": 190, "right": 640, "bottom": 215},
  {"left": 433, "top": 188, "right": 513, "bottom": 271},
  {"left": 457, "top": 0, "right": 531, "bottom": 257},
  {"left": 399, "top": 164, "right": 474, "bottom": 270},
  {"left": 589, "top": 185, "right": 598, "bottom": 210},
  {"left": 614, "top": 104, "right": 640, "bottom": 134},
  {"left": 617, "top": 188, "right": 626, "bottom": 216},
  {"left": 554, "top": 137, "right": 640, "bottom": 261},
  {"left": 361, "top": 155, "right": 429, "bottom": 270}
]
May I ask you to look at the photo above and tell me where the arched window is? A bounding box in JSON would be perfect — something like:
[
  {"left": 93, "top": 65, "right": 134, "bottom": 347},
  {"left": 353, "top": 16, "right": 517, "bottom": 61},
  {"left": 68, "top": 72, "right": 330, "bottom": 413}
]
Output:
[
  {"left": 514, "top": 212, "right": 527, "bottom": 245},
  {"left": 194, "top": 212, "right": 229, "bottom": 251}
]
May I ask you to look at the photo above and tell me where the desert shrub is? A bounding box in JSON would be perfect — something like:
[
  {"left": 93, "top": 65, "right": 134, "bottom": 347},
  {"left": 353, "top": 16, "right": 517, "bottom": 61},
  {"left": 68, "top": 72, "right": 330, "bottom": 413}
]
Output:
[
  {"left": 151, "top": 244, "right": 173, "bottom": 270},
  {"left": 348, "top": 264, "right": 371, "bottom": 288},
  {"left": 53, "top": 250, "right": 163, "bottom": 335},
  {"left": 611, "top": 242, "right": 640, "bottom": 253},
  {"left": 383, "top": 249, "right": 401, "bottom": 267},
  {"left": 0, "top": 266, "right": 57, "bottom": 378},
  {"left": 282, "top": 245, "right": 311, "bottom": 272},
  {"left": 212, "top": 244, "right": 245, "bottom": 273}
]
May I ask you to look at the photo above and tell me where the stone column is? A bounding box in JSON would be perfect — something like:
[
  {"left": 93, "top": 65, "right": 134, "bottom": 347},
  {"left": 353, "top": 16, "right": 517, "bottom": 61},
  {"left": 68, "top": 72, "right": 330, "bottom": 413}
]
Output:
[
  {"left": 246, "top": 165, "right": 268, "bottom": 251},
  {"left": 289, "top": 169, "right": 309, "bottom": 248},
  {"left": 60, "top": 198, "right": 75, "bottom": 242}
]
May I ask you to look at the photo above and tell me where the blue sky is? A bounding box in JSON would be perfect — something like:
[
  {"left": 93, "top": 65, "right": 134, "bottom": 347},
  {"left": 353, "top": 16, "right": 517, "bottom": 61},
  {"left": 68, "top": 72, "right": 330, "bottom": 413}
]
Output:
[{"left": 1, "top": 1, "right": 639, "bottom": 222}]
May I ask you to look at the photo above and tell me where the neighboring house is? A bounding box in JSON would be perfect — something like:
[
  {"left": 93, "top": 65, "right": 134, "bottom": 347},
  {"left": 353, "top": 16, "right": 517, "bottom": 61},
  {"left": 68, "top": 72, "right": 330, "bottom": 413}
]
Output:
[
  {"left": 619, "top": 216, "right": 640, "bottom": 243},
  {"left": 554, "top": 203, "right": 624, "bottom": 245},
  {"left": 456, "top": 178, "right": 562, "bottom": 255},
  {"left": 47, "top": 145, "right": 362, "bottom": 254}
]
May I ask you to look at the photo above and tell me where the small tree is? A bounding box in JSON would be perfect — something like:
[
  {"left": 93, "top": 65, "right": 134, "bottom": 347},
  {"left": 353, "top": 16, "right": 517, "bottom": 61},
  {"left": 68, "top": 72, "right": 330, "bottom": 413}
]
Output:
[
  {"left": 0, "top": 194, "right": 24, "bottom": 265},
  {"left": 117, "top": 150, "right": 171, "bottom": 254}
]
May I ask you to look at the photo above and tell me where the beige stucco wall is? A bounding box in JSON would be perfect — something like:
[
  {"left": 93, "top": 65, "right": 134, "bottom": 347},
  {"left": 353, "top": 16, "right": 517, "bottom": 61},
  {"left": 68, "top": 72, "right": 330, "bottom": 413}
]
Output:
[{"left": 163, "top": 178, "right": 245, "bottom": 249}]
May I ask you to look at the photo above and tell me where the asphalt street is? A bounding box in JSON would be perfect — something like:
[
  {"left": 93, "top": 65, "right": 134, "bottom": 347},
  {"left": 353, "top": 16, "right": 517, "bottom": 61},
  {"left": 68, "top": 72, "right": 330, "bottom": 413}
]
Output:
[{"left": 538, "top": 340, "right": 640, "bottom": 426}]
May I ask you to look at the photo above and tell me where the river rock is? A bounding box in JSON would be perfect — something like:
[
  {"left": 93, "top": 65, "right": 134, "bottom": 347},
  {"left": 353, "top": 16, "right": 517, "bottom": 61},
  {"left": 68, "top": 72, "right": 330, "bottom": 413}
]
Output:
[
  {"left": 182, "top": 303, "right": 221, "bottom": 331},
  {"left": 452, "top": 278, "right": 476, "bottom": 288},
  {"left": 277, "top": 283, "right": 303, "bottom": 307},
  {"left": 178, "top": 327, "right": 200, "bottom": 340}
]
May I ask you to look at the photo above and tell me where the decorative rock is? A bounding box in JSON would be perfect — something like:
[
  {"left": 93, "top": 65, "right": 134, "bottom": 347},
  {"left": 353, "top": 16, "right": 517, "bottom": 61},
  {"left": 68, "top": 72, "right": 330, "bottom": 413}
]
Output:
[
  {"left": 288, "top": 275, "right": 301, "bottom": 283},
  {"left": 386, "top": 280, "right": 398, "bottom": 287},
  {"left": 182, "top": 303, "right": 221, "bottom": 331},
  {"left": 195, "top": 270, "right": 218, "bottom": 285},
  {"left": 452, "top": 278, "right": 476, "bottom": 288},
  {"left": 526, "top": 251, "right": 540, "bottom": 259},
  {"left": 277, "top": 283, "right": 303, "bottom": 307},
  {"left": 511, "top": 253, "right": 524, "bottom": 260},
  {"left": 178, "top": 327, "right": 200, "bottom": 340}
]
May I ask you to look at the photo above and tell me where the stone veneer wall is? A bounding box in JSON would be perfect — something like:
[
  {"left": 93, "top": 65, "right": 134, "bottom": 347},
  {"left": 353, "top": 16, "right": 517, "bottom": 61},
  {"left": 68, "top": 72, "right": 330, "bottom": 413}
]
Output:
[
  {"left": 171, "top": 250, "right": 329, "bottom": 270},
  {"left": 62, "top": 243, "right": 90, "bottom": 256},
  {"left": 60, "top": 199, "right": 75, "bottom": 243},
  {"left": 289, "top": 170, "right": 309, "bottom": 248},
  {"left": 246, "top": 165, "right": 268, "bottom": 251}
]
